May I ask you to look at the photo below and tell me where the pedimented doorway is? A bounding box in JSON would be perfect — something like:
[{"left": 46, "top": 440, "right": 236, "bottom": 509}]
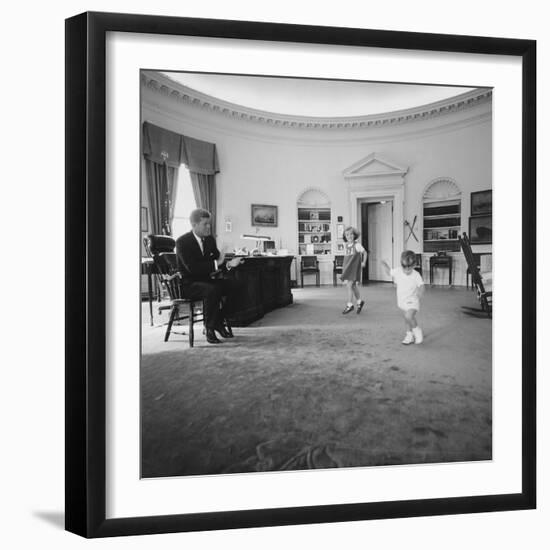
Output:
[{"left": 343, "top": 152, "right": 408, "bottom": 278}]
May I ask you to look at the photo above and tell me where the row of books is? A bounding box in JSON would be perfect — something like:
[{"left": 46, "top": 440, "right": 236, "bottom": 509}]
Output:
[{"left": 424, "top": 228, "right": 459, "bottom": 240}]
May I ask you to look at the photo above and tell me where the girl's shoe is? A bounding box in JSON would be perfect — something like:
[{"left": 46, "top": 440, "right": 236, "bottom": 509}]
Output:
[
  {"left": 342, "top": 304, "right": 354, "bottom": 314},
  {"left": 356, "top": 300, "right": 365, "bottom": 314},
  {"left": 412, "top": 326, "right": 423, "bottom": 344},
  {"left": 402, "top": 331, "right": 414, "bottom": 345}
]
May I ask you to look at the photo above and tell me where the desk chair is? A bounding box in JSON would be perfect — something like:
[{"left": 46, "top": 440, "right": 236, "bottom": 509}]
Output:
[
  {"left": 333, "top": 255, "right": 345, "bottom": 286},
  {"left": 144, "top": 235, "right": 204, "bottom": 346},
  {"left": 300, "top": 255, "right": 320, "bottom": 287}
]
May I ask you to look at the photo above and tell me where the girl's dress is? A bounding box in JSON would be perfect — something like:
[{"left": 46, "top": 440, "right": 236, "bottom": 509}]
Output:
[{"left": 341, "top": 241, "right": 365, "bottom": 283}]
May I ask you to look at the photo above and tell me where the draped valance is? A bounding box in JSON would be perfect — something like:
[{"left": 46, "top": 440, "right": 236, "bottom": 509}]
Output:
[{"left": 142, "top": 121, "right": 219, "bottom": 174}]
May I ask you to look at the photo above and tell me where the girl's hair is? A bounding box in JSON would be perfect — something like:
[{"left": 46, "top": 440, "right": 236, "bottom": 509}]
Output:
[
  {"left": 400, "top": 250, "right": 416, "bottom": 267},
  {"left": 342, "top": 226, "right": 359, "bottom": 242}
]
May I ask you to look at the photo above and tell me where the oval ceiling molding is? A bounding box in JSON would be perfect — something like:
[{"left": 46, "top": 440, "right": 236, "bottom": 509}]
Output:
[{"left": 142, "top": 71, "right": 492, "bottom": 131}]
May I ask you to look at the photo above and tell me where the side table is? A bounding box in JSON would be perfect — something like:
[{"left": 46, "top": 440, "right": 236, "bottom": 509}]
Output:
[{"left": 429, "top": 254, "right": 453, "bottom": 286}]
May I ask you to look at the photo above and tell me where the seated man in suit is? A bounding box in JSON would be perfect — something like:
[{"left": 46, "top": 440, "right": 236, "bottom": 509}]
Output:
[{"left": 176, "top": 208, "right": 243, "bottom": 344}]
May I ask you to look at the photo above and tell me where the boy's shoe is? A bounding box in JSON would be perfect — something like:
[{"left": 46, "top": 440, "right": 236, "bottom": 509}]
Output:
[
  {"left": 402, "top": 331, "right": 414, "bottom": 345},
  {"left": 356, "top": 300, "right": 365, "bottom": 314},
  {"left": 342, "top": 304, "right": 354, "bottom": 314},
  {"left": 413, "top": 326, "right": 423, "bottom": 344}
]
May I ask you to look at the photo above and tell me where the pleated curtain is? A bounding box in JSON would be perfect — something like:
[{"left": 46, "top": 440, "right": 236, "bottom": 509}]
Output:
[{"left": 143, "top": 122, "right": 220, "bottom": 236}]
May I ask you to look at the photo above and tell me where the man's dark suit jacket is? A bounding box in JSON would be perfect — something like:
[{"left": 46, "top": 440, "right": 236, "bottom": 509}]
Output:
[{"left": 175, "top": 231, "right": 221, "bottom": 285}]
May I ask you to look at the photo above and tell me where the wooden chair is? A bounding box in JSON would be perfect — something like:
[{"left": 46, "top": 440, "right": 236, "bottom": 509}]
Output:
[
  {"left": 333, "top": 255, "right": 345, "bottom": 286},
  {"left": 458, "top": 232, "right": 492, "bottom": 317},
  {"left": 300, "top": 255, "right": 320, "bottom": 287},
  {"left": 144, "top": 235, "right": 204, "bottom": 346},
  {"left": 414, "top": 253, "right": 423, "bottom": 277}
]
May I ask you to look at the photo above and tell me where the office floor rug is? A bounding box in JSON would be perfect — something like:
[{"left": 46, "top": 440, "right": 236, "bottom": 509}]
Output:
[{"left": 141, "top": 293, "right": 492, "bottom": 478}]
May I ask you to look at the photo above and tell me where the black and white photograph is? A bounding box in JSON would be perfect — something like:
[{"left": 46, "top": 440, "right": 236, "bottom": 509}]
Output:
[
  {"left": 140, "top": 70, "right": 494, "bottom": 479},
  {"left": 3, "top": 0, "right": 544, "bottom": 547}
]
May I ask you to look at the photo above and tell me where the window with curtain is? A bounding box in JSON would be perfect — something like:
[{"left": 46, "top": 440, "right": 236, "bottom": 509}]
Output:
[{"left": 171, "top": 167, "right": 197, "bottom": 239}]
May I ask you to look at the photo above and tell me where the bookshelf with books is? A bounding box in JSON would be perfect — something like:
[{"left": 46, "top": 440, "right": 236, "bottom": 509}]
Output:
[
  {"left": 423, "top": 199, "right": 461, "bottom": 252},
  {"left": 298, "top": 207, "right": 332, "bottom": 255}
]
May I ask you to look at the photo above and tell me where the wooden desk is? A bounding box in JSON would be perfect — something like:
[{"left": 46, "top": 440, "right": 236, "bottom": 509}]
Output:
[
  {"left": 142, "top": 255, "right": 294, "bottom": 327},
  {"left": 227, "top": 255, "right": 294, "bottom": 326}
]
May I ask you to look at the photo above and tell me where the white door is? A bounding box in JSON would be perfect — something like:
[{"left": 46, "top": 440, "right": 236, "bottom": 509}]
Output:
[{"left": 367, "top": 202, "right": 393, "bottom": 282}]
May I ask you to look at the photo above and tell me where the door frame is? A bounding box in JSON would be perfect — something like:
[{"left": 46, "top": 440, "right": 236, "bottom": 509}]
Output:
[
  {"left": 361, "top": 199, "right": 394, "bottom": 282},
  {"left": 350, "top": 185, "right": 403, "bottom": 271}
]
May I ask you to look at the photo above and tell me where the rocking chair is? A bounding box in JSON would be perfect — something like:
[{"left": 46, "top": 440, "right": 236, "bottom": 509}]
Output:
[{"left": 458, "top": 232, "right": 492, "bottom": 318}]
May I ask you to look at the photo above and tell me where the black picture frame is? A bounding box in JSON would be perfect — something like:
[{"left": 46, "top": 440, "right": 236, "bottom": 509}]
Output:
[
  {"left": 469, "top": 215, "right": 493, "bottom": 244},
  {"left": 251, "top": 204, "right": 278, "bottom": 227},
  {"left": 471, "top": 189, "right": 492, "bottom": 216},
  {"left": 66, "top": 11, "right": 536, "bottom": 538}
]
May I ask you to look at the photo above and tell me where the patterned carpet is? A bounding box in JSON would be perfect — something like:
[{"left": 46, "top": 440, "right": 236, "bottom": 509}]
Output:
[{"left": 141, "top": 285, "right": 492, "bottom": 478}]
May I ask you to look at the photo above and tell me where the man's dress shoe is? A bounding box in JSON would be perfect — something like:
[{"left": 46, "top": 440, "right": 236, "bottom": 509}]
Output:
[
  {"left": 205, "top": 328, "right": 222, "bottom": 344},
  {"left": 215, "top": 325, "right": 233, "bottom": 338}
]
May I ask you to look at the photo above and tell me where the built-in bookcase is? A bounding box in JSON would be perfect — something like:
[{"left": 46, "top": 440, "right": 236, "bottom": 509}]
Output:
[
  {"left": 297, "top": 207, "right": 332, "bottom": 255},
  {"left": 423, "top": 199, "right": 461, "bottom": 252},
  {"left": 422, "top": 179, "right": 462, "bottom": 253}
]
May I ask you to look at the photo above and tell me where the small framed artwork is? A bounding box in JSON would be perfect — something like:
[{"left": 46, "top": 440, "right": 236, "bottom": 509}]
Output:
[
  {"left": 337, "top": 243, "right": 345, "bottom": 252},
  {"left": 140, "top": 206, "right": 148, "bottom": 232},
  {"left": 337, "top": 223, "right": 345, "bottom": 239},
  {"left": 251, "top": 204, "right": 278, "bottom": 227},
  {"left": 471, "top": 189, "right": 492, "bottom": 216},
  {"left": 469, "top": 215, "right": 493, "bottom": 244}
]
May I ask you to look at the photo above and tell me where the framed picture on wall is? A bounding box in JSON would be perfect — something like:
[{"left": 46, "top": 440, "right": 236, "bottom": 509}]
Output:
[
  {"left": 251, "top": 204, "right": 278, "bottom": 227},
  {"left": 471, "top": 190, "right": 492, "bottom": 216},
  {"left": 469, "top": 215, "right": 493, "bottom": 244},
  {"left": 66, "top": 11, "right": 535, "bottom": 539}
]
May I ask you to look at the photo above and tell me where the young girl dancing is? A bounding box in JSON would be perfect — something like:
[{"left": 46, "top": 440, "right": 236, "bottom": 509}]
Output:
[
  {"left": 382, "top": 250, "right": 424, "bottom": 344},
  {"left": 340, "top": 226, "right": 367, "bottom": 314}
]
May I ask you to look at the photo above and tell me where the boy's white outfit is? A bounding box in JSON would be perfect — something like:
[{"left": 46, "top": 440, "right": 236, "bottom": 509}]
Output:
[
  {"left": 390, "top": 267, "right": 424, "bottom": 311},
  {"left": 390, "top": 267, "right": 424, "bottom": 344}
]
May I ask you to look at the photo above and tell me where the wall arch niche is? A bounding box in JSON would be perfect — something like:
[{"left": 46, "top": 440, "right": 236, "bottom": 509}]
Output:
[
  {"left": 422, "top": 178, "right": 462, "bottom": 253},
  {"left": 297, "top": 188, "right": 332, "bottom": 256}
]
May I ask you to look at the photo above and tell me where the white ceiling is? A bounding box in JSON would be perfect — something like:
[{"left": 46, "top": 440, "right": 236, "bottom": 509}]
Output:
[{"left": 161, "top": 71, "right": 477, "bottom": 118}]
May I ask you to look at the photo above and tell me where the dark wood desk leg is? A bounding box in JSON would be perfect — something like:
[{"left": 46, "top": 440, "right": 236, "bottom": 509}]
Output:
[
  {"left": 430, "top": 264, "right": 434, "bottom": 285},
  {"left": 147, "top": 269, "right": 153, "bottom": 326}
]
